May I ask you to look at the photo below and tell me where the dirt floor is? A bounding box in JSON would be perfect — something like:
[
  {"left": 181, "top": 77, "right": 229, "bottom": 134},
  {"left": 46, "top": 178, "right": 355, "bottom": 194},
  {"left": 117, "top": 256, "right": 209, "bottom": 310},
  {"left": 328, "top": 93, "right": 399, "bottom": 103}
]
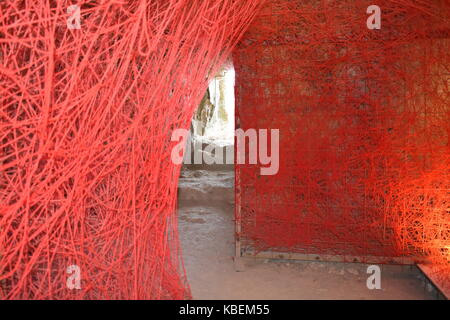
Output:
[{"left": 177, "top": 166, "right": 436, "bottom": 300}]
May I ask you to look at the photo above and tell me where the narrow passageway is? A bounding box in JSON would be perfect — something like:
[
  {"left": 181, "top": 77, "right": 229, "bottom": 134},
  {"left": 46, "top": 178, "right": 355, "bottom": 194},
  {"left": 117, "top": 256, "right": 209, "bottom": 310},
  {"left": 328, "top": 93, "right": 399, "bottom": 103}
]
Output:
[{"left": 177, "top": 61, "right": 437, "bottom": 301}]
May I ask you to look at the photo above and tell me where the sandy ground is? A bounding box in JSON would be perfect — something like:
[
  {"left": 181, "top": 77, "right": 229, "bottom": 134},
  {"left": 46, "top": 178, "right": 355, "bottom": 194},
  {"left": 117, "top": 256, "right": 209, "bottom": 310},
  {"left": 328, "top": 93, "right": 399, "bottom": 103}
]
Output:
[{"left": 177, "top": 167, "right": 435, "bottom": 300}]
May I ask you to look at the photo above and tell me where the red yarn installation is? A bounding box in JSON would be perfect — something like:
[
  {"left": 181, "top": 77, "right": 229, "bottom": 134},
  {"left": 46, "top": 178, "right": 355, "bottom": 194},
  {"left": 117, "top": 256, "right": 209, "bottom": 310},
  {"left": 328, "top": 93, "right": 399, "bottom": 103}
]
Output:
[
  {"left": 0, "top": 0, "right": 263, "bottom": 299},
  {"left": 234, "top": 0, "right": 449, "bottom": 288}
]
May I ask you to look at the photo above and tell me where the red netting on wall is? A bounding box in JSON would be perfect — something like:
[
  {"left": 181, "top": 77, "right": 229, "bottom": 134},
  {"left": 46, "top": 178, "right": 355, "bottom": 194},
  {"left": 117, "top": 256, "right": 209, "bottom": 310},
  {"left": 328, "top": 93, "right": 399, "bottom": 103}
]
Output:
[
  {"left": 234, "top": 0, "right": 449, "bottom": 287},
  {"left": 0, "top": 0, "right": 263, "bottom": 299}
]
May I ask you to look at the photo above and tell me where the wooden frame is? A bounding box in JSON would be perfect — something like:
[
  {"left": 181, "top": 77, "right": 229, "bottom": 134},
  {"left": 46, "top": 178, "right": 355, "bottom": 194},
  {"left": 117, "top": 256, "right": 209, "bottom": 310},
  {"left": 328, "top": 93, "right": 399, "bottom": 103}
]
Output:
[{"left": 239, "top": 249, "right": 416, "bottom": 265}]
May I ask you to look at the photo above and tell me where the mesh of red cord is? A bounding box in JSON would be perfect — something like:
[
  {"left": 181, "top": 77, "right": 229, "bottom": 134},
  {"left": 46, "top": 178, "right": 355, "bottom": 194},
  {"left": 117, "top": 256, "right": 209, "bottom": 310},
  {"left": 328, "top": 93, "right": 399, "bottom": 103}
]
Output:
[
  {"left": 234, "top": 0, "right": 449, "bottom": 289},
  {"left": 0, "top": 0, "right": 263, "bottom": 299}
]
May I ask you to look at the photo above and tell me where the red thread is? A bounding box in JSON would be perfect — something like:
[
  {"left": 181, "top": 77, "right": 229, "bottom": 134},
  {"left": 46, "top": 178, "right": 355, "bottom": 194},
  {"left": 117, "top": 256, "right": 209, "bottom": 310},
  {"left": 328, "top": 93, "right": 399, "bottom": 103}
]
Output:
[
  {"left": 0, "top": 0, "right": 263, "bottom": 299},
  {"left": 235, "top": 0, "right": 449, "bottom": 289}
]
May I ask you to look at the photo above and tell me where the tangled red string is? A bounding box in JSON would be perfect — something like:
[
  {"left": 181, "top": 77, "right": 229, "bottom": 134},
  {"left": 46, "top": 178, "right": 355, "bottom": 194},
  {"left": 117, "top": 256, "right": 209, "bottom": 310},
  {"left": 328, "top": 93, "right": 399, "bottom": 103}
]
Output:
[
  {"left": 0, "top": 0, "right": 263, "bottom": 299},
  {"left": 235, "top": 0, "right": 449, "bottom": 288}
]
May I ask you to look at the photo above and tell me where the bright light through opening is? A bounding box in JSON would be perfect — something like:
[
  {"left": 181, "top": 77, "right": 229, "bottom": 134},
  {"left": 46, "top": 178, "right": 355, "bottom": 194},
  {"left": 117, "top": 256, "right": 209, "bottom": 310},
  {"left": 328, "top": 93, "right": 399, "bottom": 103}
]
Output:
[{"left": 197, "top": 63, "right": 235, "bottom": 147}]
